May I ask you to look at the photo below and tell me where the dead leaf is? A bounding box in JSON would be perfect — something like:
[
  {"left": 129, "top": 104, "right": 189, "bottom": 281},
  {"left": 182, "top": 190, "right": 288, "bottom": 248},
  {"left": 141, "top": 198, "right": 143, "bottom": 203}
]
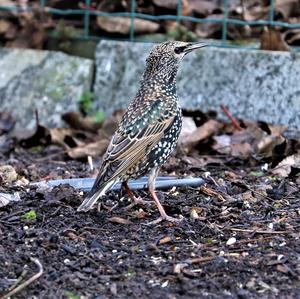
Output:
[
  {"left": 153, "top": 0, "right": 177, "bottom": 10},
  {"left": 67, "top": 139, "right": 109, "bottom": 159},
  {"left": 200, "top": 185, "right": 226, "bottom": 202},
  {"left": 276, "top": 0, "right": 300, "bottom": 19},
  {"left": 179, "top": 119, "right": 222, "bottom": 152},
  {"left": 49, "top": 128, "right": 83, "bottom": 148},
  {"left": 101, "top": 110, "right": 124, "bottom": 137},
  {"left": 0, "top": 19, "right": 11, "bottom": 34},
  {"left": 195, "top": 15, "right": 222, "bottom": 38},
  {"left": 256, "top": 135, "right": 285, "bottom": 156},
  {"left": 260, "top": 27, "right": 290, "bottom": 51},
  {"left": 0, "top": 165, "right": 18, "bottom": 183},
  {"left": 62, "top": 112, "right": 101, "bottom": 133},
  {"left": 285, "top": 28, "right": 300, "bottom": 45},
  {"left": 189, "top": 0, "right": 219, "bottom": 16},
  {"left": 178, "top": 116, "right": 197, "bottom": 142},
  {"left": 272, "top": 154, "right": 300, "bottom": 177},
  {"left": 17, "top": 124, "right": 51, "bottom": 148},
  {"left": 0, "top": 111, "right": 15, "bottom": 135},
  {"left": 0, "top": 192, "right": 21, "bottom": 208},
  {"left": 183, "top": 155, "right": 224, "bottom": 169},
  {"left": 97, "top": 16, "right": 159, "bottom": 35},
  {"left": 212, "top": 124, "right": 285, "bottom": 159}
]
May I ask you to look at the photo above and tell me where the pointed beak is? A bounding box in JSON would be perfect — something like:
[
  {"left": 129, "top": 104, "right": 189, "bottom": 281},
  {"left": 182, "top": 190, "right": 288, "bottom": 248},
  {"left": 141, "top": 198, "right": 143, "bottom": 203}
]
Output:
[{"left": 183, "top": 41, "right": 208, "bottom": 54}]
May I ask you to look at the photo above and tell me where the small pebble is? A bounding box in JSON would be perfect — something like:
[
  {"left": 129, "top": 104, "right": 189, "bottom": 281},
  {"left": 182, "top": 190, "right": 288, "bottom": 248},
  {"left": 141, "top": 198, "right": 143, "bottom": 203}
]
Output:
[{"left": 226, "top": 237, "right": 237, "bottom": 246}]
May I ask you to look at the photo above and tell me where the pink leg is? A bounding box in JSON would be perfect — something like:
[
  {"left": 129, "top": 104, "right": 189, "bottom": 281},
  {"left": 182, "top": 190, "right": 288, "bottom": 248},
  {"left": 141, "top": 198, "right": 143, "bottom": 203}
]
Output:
[
  {"left": 146, "top": 167, "right": 182, "bottom": 225},
  {"left": 122, "top": 181, "right": 153, "bottom": 210}
]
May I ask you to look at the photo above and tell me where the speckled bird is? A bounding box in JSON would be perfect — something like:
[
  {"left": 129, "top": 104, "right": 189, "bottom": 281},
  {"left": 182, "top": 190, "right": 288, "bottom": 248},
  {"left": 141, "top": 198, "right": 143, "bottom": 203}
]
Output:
[{"left": 77, "top": 40, "right": 207, "bottom": 223}]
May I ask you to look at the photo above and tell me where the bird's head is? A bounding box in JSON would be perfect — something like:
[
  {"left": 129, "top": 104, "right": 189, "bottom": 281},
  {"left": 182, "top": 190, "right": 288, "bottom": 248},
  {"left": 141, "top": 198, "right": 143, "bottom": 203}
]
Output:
[{"left": 143, "top": 40, "right": 207, "bottom": 81}]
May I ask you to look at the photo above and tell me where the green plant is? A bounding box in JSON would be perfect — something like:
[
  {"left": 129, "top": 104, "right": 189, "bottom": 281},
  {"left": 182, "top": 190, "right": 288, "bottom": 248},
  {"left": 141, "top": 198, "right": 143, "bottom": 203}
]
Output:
[
  {"left": 22, "top": 210, "right": 37, "bottom": 221},
  {"left": 80, "top": 91, "right": 94, "bottom": 114},
  {"left": 92, "top": 110, "right": 105, "bottom": 124},
  {"left": 65, "top": 291, "right": 80, "bottom": 299}
]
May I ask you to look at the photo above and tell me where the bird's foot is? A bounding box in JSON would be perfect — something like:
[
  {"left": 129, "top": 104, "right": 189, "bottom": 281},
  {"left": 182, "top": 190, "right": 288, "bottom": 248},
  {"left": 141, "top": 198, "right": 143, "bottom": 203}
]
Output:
[
  {"left": 99, "top": 202, "right": 119, "bottom": 212},
  {"left": 145, "top": 214, "right": 183, "bottom": 225},
  {"left": 124, "top": 196, "right": 153, "bottom": 210}
]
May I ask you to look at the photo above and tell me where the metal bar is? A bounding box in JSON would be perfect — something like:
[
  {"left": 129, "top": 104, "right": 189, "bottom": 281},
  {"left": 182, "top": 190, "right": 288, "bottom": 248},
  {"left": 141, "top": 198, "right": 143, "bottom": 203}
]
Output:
[
  {"left": 222, "top": 0, "right": 228, "bottom": 46},
  {"left": 1, "top": 6, "right": 298, "bottom": 29},
  {"left": 269, "top": 0, "right": 276, "bottom": 23},
  {"left": 1, "top": 1, "right": 300, "bottom": 45},
  {"left": 1, "top": 5, "right": 300, "bottom": 29},
  {"left": 38, "top": 177, "right": 205, "bottom": 192},
  {"left": 176, "top": 0, "right": 182, "bottom": 25},
  {"left": 129, "top": 0, "right": 136, "bottom": 41},
  {"left": 83, "top": 0, "right": 91, "bottom": 38}
]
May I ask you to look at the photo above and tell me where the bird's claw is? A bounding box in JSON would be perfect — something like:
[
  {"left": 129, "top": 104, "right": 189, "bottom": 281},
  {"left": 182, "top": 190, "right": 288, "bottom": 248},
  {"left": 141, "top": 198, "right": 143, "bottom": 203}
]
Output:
[{"left": 124, "top": 196, "right": 153, "bottom": 210}]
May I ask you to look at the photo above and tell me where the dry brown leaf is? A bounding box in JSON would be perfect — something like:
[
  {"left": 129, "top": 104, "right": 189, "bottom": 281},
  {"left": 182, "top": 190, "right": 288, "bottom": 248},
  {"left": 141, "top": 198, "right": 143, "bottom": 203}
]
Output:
[
  {"left": 260, "top": 27, "right": 290, "bottom": 51},
  {"left": 284, "top": 27, "right": 300, "bottom": 45},
  {"left": 153, "top": 0, "right": 177, "bottom": 10},
  {"left": 272, "top": 154, "right": 300, "bottom": 178},
  {"left": 0, "top": 19, "right": 11, "bottom": 34},
  {"left": 62, "top": 112, "right": 101, "bottom": 133},
  {"left": 189, "top": 0, "right": 218, "bottom": 16},
  {"left": 97, "top": 16, "right": 159, "bottom": 35},
  {"left": 49, "top": 128, "right": 83, "bottom": 148},
  {"left": 183, "top": 155, "right": 224, "bottom": 168},
  {"left": 276, "top": 0, "right": 299, "bottom": 19},
  {"left": 212, "top": 123, "right": 285, "bottom": 159},
  {"left": 195, "top": 15, "right": 222, "bottom": 38},
  {"left": 179, "top": 119, "right": 222, "bottom": 152},
  {"left": 256, "top": 135, "right": 285, "bottom": 156},
  {"left": 67, "top": 139, "right": 109, "bottom": 159},
  {"left": 231, "top": 142, "right": 253, "bottom": 158},
  {"left": 0, "top": 165, "right": 18, "bottom": 183},
  {"left": 200, "top": 185, "right": 226, "bottom": 202},
  {"left": 178, "top": 116, "right": 197, "bottom": 141},
  {"left": 101, "top": 111, "right": 124, "bottom": 137},
  {"left": 153, "top": 0, "right": 190, "bottom": 15}
]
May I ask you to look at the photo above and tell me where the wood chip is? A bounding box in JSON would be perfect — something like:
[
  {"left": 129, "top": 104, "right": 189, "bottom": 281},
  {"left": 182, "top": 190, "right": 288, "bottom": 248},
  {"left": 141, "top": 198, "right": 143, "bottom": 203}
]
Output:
[
  {"left": 108, "top": 217, "right": 132, "bottom": 225},
  {"left": 159, "top": 236, "right": 172, "bottom": 245}
]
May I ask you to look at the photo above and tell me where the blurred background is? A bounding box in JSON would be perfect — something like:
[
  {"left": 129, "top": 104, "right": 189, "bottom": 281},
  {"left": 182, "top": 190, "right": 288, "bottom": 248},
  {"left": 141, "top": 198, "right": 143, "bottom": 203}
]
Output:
[{"left": 0, "top": 0, "right": 300, "bottom": 57}]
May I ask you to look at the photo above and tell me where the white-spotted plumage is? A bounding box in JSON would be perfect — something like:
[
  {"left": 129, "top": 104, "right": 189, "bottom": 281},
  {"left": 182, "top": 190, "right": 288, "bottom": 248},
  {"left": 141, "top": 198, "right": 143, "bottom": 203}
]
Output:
[{"left": 77, "top": 40, "right": 207, "bottom": 221}]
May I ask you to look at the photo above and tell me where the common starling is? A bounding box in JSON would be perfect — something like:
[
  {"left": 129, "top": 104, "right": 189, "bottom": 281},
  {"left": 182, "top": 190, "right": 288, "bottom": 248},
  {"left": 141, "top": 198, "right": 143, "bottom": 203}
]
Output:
[{"left": 77, "top": 40, "right": 207, "bottom": 223}]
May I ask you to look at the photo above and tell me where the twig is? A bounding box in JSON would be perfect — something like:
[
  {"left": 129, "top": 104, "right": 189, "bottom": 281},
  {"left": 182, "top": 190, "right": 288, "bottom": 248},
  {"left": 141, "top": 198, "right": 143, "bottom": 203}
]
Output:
[
  {"left": 220, "top": 104, "right": 243, "bottom": 131},
  {"left": 225, "top": 227, "right": 291, "bottom": 234},
  {"left": 6, "top": 270, "right": 28, "bottom": 292},
  {"left": 2, "top": 258, "right": 43, "bottom": 299},
  {"left": 188, "top": 256, "right": 215, "bottom": 264},
  {"left": 32, "top": 150, "right": 67, "bottom": 162}
]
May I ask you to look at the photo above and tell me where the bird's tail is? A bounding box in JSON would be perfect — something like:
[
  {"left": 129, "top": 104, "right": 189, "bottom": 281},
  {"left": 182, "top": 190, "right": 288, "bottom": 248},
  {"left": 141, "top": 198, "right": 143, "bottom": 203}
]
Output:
[{"left": 77, "top": 179, "right": 117, "bottom": 212}]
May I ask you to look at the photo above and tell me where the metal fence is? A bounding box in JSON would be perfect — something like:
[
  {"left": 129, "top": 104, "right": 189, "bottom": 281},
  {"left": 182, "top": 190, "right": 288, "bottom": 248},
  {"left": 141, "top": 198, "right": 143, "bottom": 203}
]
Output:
[{"left": 1, "top": 0, "right": 300, "bottom": 49}]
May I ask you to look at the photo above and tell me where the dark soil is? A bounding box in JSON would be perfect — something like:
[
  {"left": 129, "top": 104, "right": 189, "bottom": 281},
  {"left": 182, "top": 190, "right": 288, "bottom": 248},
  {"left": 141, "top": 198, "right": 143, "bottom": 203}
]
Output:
[{"left": 0, "top": 148, "right": 300, "bottom": 299}]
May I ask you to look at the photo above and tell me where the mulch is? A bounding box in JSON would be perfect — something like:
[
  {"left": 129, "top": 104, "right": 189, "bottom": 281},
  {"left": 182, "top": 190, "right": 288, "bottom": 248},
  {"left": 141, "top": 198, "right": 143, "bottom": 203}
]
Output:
[{"left": 0, "top": 147, "right": 299, "bottom": 299}]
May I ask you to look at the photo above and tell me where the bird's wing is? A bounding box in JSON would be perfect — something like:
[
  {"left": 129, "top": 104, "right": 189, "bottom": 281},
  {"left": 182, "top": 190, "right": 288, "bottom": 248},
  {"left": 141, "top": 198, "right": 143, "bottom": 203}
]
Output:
[
  {"left": 93, "top": 107, "right": 176, "bottom": 188},
  {"left": 94, "top": 101, "right": 176, "bottom": 188}
]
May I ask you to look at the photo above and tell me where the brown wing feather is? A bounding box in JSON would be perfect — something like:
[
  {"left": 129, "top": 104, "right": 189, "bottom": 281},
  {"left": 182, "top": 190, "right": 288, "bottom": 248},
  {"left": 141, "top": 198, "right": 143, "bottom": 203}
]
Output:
[{"left": 94, "top": 116, "right": 175, "bottom": 187}]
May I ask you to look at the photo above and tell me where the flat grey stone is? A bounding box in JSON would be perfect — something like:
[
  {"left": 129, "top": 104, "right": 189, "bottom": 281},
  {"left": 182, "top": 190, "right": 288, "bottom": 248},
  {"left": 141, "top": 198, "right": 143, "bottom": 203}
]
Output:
[
  {"left": 94, "top": 40, "right": 300, "bottom": 128},
  {"left": 0, "top": 48, "right": 93, "bottom": 129}
]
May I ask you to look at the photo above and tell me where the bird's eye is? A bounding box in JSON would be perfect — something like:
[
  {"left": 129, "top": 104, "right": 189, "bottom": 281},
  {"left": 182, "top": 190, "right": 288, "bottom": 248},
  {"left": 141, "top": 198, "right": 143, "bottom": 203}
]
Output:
[{"left": 174, "top": 47, "right": 184, "bottom": 54}]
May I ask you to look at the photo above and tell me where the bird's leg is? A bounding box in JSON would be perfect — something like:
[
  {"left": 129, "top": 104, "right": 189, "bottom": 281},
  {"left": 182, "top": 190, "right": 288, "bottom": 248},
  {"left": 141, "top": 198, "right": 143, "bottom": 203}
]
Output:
[
  {"left": 146, "top": 167, "right": 182, "bottom": 225},
  {"left": 122, "top": 181, "right": 153, "bottom": 210}
]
